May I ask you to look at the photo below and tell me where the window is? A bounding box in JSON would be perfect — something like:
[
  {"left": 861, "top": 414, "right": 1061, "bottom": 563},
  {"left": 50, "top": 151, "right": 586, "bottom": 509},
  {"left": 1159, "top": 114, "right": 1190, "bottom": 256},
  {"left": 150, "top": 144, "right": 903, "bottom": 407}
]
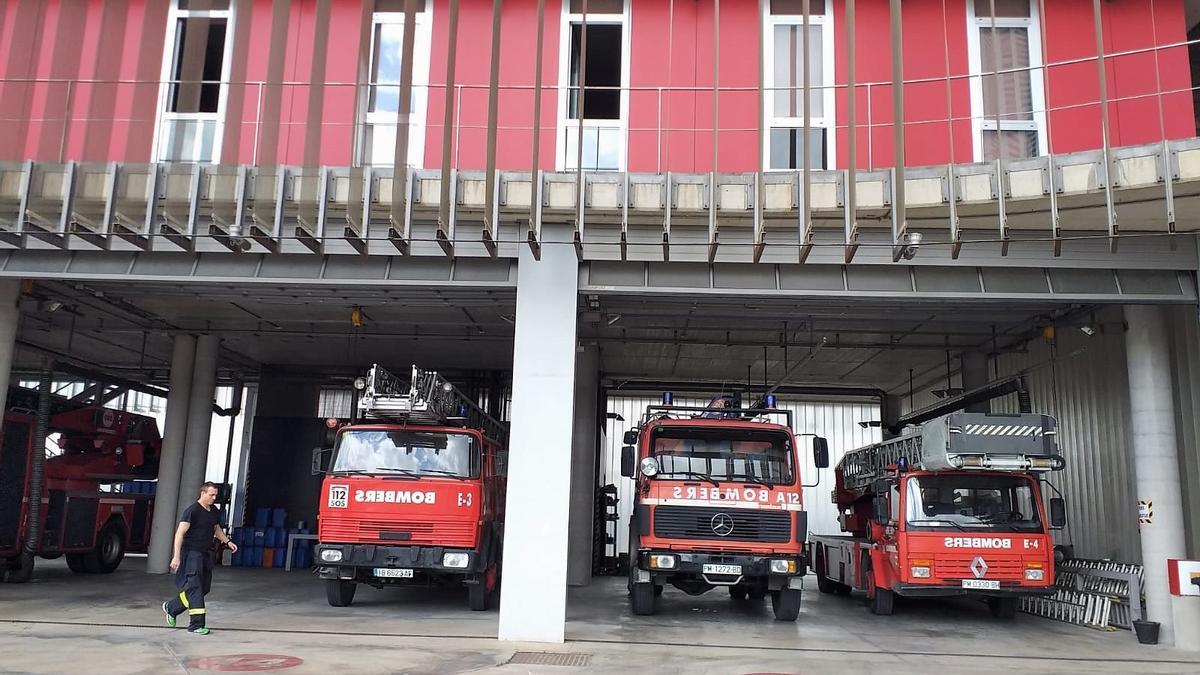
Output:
[
  {"left": 905, "top": 474, "right": 1043, "bottom": 532},
  {"left": 967, "top": 0, "right": 1046, "bottom": 161},
  {"left": 650, "top": 428, "right": 796, "bottom": 485},
  {"left": 154, "top": 0, "right": 235, "bottom": 163},
  {"left": 558, "top": 1, "right": 627, "bottom": 171},
  {"left": 361, "top": 0, "right": 432, "bottom": 167},
  {"left": 332, "top": 430, "right": 479, "bottom": 479},
  {"left": 764, "top": 0, "right": 833, "bottom": 170}
]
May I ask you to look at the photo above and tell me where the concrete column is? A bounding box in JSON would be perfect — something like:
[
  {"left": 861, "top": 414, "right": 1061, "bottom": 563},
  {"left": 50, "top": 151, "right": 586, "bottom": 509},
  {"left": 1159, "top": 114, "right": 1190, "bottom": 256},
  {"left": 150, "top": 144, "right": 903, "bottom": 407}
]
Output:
[
  {"left": 960, "top": 351, "right": 990, "bottom": 413},
  {"left": 147, "top": 335, "right": 196, "bottom": 573},
  {"left": 0, "top": 281, "right": 21, "bottom": 415},
  {"left": 176, "top": 335, "right": 219, "bottom": 520},
  {"left": 1123, "top": 305, "right": 1194, "bottom": 646},
  {"left": 567, "top": 345, "right": 600, "bottom": 587},
  {"left": 498, "top": 225, "right": 579, "bottom": 643}
]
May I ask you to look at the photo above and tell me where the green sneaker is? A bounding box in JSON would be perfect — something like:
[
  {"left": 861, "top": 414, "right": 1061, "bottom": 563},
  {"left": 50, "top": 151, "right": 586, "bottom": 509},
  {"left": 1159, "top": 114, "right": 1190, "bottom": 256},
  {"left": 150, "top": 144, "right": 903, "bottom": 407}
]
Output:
[
  {"left": 162, "top": 602, "right": 176, "bottom": 628},
  {"left": 188, "top": 626, "right": 210, "bottom": 635}
]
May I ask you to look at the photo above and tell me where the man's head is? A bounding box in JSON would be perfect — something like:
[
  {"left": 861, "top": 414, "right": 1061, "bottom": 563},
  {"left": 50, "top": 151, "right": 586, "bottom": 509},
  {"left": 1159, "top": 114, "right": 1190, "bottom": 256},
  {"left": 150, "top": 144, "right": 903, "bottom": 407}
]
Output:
[{"left": 198, "top": 482, "right": 220, "bottom": 507}]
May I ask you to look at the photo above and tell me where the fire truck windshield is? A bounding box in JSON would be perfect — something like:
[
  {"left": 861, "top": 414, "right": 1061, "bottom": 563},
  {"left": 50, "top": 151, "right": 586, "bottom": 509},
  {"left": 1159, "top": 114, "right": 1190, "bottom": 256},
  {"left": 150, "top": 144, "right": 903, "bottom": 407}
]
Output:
[
  {"left": 905, "top": 474, "right": 1042, "bottom": 532},
  {"left": 331, "top": 430, "right": 479, "bottom": 479},
  {"left": 650, "top": 428, "right": 794, "bottom": 485}
]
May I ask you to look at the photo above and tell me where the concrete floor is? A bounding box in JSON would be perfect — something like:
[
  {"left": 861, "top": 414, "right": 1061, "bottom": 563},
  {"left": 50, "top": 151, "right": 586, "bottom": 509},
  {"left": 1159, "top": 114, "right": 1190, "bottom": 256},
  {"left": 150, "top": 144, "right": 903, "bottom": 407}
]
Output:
[{"left": 2, "top": 557, "right": 1198, "bottom": 674}]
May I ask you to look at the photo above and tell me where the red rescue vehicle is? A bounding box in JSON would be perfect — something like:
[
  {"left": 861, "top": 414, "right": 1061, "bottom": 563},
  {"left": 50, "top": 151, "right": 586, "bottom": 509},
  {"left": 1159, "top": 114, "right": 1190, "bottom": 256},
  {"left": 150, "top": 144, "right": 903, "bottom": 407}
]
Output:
[
  {"left": 314, "top": 365, "right": 507, "bottom": 610},
  {"left": 810, "top": 411, "right": 1066, "bottom": 617},
  {"left": 621, "top": 394, "right": 829, "bottom": 621},
  {"left": 1, "top": 386, "right": 161, "bottom": 582}
]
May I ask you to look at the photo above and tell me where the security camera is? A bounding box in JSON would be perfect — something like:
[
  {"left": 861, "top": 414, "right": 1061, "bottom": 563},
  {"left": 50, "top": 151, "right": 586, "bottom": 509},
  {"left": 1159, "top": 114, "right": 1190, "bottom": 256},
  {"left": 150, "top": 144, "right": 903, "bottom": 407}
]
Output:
[{"left": 900, "top": 231, "right": 922, "bottom": 260}]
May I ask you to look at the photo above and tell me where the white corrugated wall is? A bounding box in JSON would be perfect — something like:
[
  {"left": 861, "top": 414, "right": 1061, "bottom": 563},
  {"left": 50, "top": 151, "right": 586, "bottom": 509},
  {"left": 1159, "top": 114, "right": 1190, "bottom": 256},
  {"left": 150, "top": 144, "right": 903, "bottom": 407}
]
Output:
[{"left": 598, "top": 393, "right": 881, "bottom": 556}]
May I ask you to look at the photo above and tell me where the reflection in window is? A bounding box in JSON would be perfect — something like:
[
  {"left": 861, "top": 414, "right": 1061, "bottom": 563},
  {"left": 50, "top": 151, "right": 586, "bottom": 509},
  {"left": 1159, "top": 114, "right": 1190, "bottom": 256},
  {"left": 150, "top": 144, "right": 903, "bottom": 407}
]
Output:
[{"left": 333, "top": 430, "right": 478, "bottom": 478}]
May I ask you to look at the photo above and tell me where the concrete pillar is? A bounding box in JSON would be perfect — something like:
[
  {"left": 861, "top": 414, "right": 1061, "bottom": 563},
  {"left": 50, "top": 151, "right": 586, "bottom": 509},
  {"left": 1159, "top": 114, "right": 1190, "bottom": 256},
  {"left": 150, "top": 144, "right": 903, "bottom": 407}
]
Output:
[
  {"left": 567, "top": 345, "right": 599, "bottom": 587},
  {"left": 0, "top": 281, "right": 21, "bottom": 416},
  {"left": 1123, "top": 305, "right": 1195, "bottom": 646},
  {"left": 960, "top": 351, "right": 990, "bottom": 413},
  {"left": 176, "top": 335, "right": 219, "bottom": 520},
  {"left": 147, "top": 335, "right": 196, "bottom": 573},
  {"left": 498, "top": 225, "right": 579, "bottom": 643}
]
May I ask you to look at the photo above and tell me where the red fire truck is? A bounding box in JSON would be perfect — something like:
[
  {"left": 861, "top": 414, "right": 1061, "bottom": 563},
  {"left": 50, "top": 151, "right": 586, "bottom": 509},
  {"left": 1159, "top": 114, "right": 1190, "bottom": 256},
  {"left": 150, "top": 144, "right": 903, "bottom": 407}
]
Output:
[
  {"left": 810, "top": 411, "right": 1066, "bottom": 617},
  {"left": 1, "top": 386, "right": 161, "bottom": 582},
  {"left": 621, "top": 394, "right": 829, "bottom": 621},
  {"left": 314, "top": 365, "right": 507, "bottom": 611}
]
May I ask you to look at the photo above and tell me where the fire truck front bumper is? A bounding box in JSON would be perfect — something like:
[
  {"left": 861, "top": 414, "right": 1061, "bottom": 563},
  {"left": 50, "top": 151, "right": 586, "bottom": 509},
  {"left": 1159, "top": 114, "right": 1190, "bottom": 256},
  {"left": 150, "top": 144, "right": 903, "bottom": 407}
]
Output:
[
  {"left": 892, "top": 582, "right": 1057, "bottom": 598},
  {"left": 315, "top": 543, "right": 484, "bottom": 580},
  {"left": 635, "top": 550, "right": 807, "bottom": 590}
]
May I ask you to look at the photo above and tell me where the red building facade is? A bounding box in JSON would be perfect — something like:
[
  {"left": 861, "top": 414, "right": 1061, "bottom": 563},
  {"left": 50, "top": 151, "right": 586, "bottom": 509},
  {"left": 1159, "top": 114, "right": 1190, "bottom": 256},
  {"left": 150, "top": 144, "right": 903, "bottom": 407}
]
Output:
[{"left": 0, "top": 0, "right": 1194, "bottom": 173}]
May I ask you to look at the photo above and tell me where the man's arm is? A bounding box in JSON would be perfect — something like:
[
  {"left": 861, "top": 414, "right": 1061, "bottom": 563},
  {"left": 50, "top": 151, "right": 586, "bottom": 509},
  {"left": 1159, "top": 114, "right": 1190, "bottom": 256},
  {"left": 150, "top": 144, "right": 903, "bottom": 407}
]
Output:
[
  {"left": 170, "top": 521, "right": 191, "bottom": 572},
  {"left": 213, "top": 523, "right": 238, "bottom": 553}
]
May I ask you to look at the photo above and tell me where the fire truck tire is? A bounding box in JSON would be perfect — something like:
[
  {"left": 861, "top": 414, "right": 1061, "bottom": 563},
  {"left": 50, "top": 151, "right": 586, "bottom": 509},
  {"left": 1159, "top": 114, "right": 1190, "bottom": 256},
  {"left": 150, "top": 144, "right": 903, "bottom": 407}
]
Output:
[
  {"left": 6, "top": 555, "right": 33, "bottom": 583},
  {"left": 728, "top": 585, "right": 748, "bottom": 600},
  {"left": 863, "top": 556, "right": 894, "bottom": 615},
  {"left": 771, "top": 588, "right": 801, "bottom": 621},
  {"left": 630, "top": 582, "right": 656, "bottom": 615},
  {"left": 988, "top": 597, "right": 1018, "bottom": 619},
  {"left": 66, "top": 554, "right": 90, "bottom": 573},
  {"left": 654, "top": 584, "right": 663, "bottom": 597},
  {"left": 815, "top": 546, "right": 838, "bottom": 594},
  {"left": 326, "top": 579, "right": 357, "bottom": 607},
  {"left": 83, "top": 521, "right": 126, "bottom": 574}
]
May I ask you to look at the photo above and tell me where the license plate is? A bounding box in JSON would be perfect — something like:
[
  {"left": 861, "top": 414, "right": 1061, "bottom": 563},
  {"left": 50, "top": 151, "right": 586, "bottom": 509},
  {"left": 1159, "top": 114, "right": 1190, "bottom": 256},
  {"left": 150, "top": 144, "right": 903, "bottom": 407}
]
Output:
[
  {"left": 962, "top": 579, "right": 1000, "bottom": 590},
  {"left": 703, "top": 564, "right": 742, "bottom": 575},
  {"left": 374, "top": 568, "right": 414, "bottom": 578}
]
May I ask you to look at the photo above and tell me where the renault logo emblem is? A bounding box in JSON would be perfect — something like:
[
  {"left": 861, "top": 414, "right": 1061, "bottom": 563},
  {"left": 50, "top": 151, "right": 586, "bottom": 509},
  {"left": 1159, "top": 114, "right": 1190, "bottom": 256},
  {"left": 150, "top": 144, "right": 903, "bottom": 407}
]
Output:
[
  {"left": 970, "top": 555, "right": 989, "bottom": 579},
  {"left": 710, "top": 513, "right": 735, "bottom": 537}
]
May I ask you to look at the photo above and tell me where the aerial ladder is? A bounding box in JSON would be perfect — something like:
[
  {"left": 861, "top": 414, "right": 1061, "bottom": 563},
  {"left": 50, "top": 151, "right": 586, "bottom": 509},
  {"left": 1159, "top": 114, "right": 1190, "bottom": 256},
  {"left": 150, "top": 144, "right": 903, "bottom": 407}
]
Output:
[{"left": 356, "top": 364, "right": 508, "bottom": 441}]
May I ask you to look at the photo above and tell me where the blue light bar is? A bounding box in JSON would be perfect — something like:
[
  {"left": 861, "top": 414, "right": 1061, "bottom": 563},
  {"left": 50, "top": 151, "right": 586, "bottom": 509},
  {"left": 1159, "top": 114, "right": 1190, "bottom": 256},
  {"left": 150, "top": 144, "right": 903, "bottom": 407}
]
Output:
[
  {"left": 764, "top": 394, "right": 777, "bottom": 408},
  {"left": 662, "top": 392, "right": 673, "bottom": 405}
]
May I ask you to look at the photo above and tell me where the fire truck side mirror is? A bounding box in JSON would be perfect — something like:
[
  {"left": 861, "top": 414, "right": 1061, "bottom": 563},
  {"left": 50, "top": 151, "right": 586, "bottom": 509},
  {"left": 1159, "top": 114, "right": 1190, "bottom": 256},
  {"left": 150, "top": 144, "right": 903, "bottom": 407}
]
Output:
[
  {"left": 812, "top": 437, "right": 830, "bottom": 469},
  {"left": 873, "top": 494, "right": 891, "bottom": 525},
  {"left": 620, "top": 446, "right": 636, "bottom": 478},
  {"left": 1049, "top": 497, "right": 1067, "bottom": 528},
  {"left": 623, "top": 429, "right": 639, "bottom": 446},
  {"left": 312, "top": 447, "right": 332, "bottom": 475}
]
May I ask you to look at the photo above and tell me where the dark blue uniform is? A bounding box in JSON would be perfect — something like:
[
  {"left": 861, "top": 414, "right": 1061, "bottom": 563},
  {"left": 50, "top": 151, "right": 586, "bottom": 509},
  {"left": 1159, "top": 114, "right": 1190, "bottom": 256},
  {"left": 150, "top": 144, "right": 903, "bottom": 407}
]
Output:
[{"left": 164, "top": 503, "right": 219, "bottom": 629}]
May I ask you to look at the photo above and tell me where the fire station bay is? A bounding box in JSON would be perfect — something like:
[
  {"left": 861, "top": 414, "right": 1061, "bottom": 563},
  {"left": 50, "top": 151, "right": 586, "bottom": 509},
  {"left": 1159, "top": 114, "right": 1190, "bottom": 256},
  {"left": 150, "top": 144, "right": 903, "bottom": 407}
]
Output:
[{"left": 5, "top": 0, "right": 1200, "bottom": 672}]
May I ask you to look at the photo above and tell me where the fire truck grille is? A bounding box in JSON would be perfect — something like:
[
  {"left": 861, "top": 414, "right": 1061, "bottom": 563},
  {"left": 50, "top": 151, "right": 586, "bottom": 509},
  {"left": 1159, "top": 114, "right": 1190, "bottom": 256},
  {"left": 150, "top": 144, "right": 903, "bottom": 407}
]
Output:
[
  {"left": 319, "top": 516, "right": 476, "bottom": 548},
  {"left": 935, "top": 556, "right": 1026, "bottom": 580},
  {"left": 652, "top": 506, "right": 792, "bottom": 543}
]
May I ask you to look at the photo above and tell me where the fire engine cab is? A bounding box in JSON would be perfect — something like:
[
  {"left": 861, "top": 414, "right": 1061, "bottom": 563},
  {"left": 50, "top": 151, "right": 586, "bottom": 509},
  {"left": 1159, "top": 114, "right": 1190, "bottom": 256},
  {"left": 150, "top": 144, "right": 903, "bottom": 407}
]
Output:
[
  {"left": 314, "top": 365, "right": 507, "bottom": 611},
  {"left": 621, "top": 394, "right": 829, "bottom": 621},
  {"left": 810, "top": 411, "right": 1066, "bottom": 617}
]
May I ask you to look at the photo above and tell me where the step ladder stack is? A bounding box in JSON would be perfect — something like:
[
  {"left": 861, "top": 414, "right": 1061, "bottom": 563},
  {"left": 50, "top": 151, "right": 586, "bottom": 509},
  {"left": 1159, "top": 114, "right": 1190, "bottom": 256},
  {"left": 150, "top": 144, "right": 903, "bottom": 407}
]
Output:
[
  {"left": 357, "top": 364, "right": 508, "bottom": 441},
  {"left": 1021, "top": 559, "right": 1145, "bottom": 631}
]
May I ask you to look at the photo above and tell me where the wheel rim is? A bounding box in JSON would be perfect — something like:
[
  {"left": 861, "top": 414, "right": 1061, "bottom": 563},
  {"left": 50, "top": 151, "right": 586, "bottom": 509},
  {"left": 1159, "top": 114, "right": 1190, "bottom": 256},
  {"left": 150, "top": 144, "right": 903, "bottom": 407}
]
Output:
[{"left": 100, "top": 531, "right": 119, "bottom": 563}]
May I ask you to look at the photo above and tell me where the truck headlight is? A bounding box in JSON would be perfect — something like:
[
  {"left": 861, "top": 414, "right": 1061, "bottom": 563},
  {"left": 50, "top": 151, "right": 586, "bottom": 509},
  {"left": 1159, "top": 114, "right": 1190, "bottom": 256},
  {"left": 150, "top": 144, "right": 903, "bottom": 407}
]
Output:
[
  {"left": 1024, "top": 568, "right": 1045, "bottom": 581},
  {"left": 443, "top": 552, "right": 470, "bottom": 569},
  {"left": 910, "top": 566, "right": 931, "bottom": 578},
  {"left": 320, "top": 548, "right": 343, "bottom": 563},
  {"left": 770, "top": 559, "right": 796, "bottom": 574},
  {"left": 639, "top": 457, "right": 660, "bottom": 477},
  {"left": 648, "top": 554, "right": 677, "bottom": 570}
]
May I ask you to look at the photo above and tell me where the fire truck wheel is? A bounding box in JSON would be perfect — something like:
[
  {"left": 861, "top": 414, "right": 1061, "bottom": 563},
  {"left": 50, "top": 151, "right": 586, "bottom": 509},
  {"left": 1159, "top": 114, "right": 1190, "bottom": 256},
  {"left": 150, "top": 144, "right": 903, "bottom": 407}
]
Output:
[
  {"left": 815, "top": 547, "right": 838, "bottom": 594},
  {"left": 864, "top": 567, "right": 894, "bottom": 616},
  {"left": 630, "top": 582, "right": 656, "bottom": 616},
  {"left": 653, "top": 584, "right": 663, "bottom": 597},
  {"left": 6, "top": 555, "right": 33, "bottom": 583},
  {"left": 468, "top": 572, "right": 494, "bottom": 611},
  {"left": 83, "top": 521, "right": 126, "bottom": 574},
  {"left": 728, "top": 585, "right": 748, "bottom": 600},
  {"left": 988, "top": 597, "right": 1018, "bottom": 619},
  {"left": 771, "top": 588, "right": 801, "bottom": 621},
  {"left": 834, "top": 582, "right": 852, "bottom": 596},
  {"left": 326, "top": 579, "right": 357, "bottom": 607},
  {"left": 65, "top": 554, "right": 90, "bottom": 573}
]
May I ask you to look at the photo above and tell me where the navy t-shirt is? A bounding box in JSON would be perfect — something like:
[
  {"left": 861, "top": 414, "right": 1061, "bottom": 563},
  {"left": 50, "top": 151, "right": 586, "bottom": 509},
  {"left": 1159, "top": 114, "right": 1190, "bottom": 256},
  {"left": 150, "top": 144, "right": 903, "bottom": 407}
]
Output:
[{"left": 179, "top": 503, "right": 220, "bottom": 553}]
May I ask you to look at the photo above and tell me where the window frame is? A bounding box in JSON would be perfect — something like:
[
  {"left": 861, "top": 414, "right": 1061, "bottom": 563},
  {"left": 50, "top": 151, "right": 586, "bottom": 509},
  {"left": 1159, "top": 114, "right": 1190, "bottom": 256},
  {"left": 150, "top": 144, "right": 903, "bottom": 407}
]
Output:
[
  {"left": 762, "top": 2, "right": 836, "bottom": 171},
  {"left": 965, "top": 0, "right": 1048, "bottom": 162},
  {"left": 555, "top": 0, "right": 631, "bottom": 172},
  {"left": 358, "top": 3, "right": 434, "bottom": 168},
  {"left": 152, "top": 0, "right": 237, "bottom": 164}
]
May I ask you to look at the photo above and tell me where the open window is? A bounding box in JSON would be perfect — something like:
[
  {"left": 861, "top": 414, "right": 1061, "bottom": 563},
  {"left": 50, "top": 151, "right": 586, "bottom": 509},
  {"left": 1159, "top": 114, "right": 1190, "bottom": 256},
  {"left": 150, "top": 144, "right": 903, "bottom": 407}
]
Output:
[
  {"left": 361, "top": 0, "right": 432, "bottom": 167},
  {"left": 764, "top": 0, "right": 834, "bottom": 170},
  {"left": 154, "top": 0, "right": 235, "bottom": 163},
  {"left": 558, "top": 0, "right": 627, "bottom": 171},
  {"left": 967, "top": 0, "right": 1047, "bottom": 161}
]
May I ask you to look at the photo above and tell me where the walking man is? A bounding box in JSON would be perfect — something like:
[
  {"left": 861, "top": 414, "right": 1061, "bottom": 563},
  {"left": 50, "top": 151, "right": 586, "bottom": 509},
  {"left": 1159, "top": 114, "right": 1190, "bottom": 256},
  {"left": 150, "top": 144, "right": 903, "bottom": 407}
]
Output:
[{"left": 162, "top": 482, "right": 237, "bottom": 635}]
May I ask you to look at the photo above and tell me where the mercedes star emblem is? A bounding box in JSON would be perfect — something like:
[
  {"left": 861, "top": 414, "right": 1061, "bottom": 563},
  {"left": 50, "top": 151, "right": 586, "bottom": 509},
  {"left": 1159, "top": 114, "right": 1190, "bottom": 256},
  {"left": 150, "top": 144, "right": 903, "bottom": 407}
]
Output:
[{"left": 710, "top": 513, "right": 735, "bottom": 537}]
